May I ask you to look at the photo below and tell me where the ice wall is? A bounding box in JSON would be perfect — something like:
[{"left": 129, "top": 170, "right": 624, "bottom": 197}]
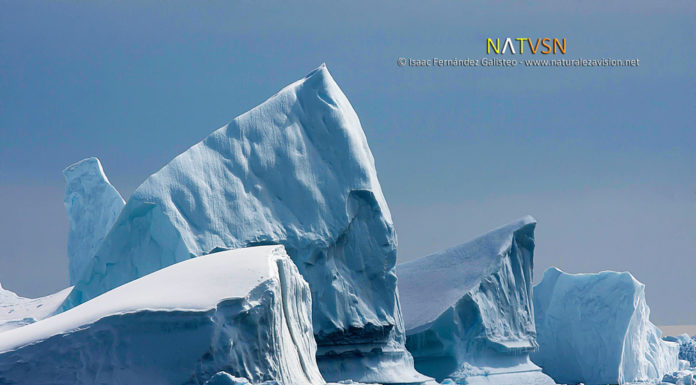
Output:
[
  {"left": 63, "top": 157, "right": 125, "bottom": 284},
  {"left": 397, "top": 216, "right": 554, "bottom": 384},
  {"left": 532, "top": 267, "right": 680, "bottom": 384},
  {"left": 0, "top": 246, "right": 324, "bottom": 385},
  {"left": 62, "top": 65, "right": 425, "bottom": 384}
]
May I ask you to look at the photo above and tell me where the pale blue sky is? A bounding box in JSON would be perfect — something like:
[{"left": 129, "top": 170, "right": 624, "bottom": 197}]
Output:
[{"left": 1, "top": 1, "right": 694, "bottom": 325}]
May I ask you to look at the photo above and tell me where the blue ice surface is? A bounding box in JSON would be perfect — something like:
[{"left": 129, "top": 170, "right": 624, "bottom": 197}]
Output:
[
  {"left": 397, "top": 216, "right": 554, "bottom": 385},
  {"left": 532, "top": 267, "right": 679, "bottom": 385},
  {"left": 60, "top": 65, "right": 426, "bottom": 384},
  {"left": 63, "top": 157, "right": 124, "bottom": 284}
]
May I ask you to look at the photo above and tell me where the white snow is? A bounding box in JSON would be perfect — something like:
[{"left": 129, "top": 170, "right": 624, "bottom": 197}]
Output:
[
  {"left": 63, "top": 157, "right": 125, "bottom": 284},
  {"left": 397, "top": 216, "right": 554, "bottom": 385},
  {"left": 0, "top": 284, "right": 72, "bottom": 332},
  {"left": 62, "top": 64, "right": 424, "bottom": 384},
  {"left": 532, "top": 267, "right": 680, "bottom": 385},
  {"left": 0, "top": 246, "right": 324, "bottom": 385}
]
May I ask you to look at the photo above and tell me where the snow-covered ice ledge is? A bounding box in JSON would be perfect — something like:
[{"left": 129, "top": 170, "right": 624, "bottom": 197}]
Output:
[{"left": 0, "top": 246, "right": 324, "bottom": 385}]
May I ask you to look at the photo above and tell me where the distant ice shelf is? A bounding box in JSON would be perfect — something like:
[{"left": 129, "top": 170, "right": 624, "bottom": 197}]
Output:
[{"left": 0, "top": 284, "right": 72, "bottom": 333}]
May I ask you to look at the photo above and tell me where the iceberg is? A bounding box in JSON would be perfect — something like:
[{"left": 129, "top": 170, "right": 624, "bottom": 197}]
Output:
[
  {"left": 664, "top": 334, "right": 696, "bottom": 368},
  {"left": 0, "top": 246, "right": 324, "bottom": 385},
  {"left": 531, "top": 267, "right": 680, "bottom": 385},
  {"left": 63, "top": 157, "right": 125, "bottom": 284},
  {"left": 62, "top": 65, "right": 425, "bottom": 383},
  {"left": 662, "top": 370, "right": 696, "bottom": 385},
  {"left": 0, "top": 284, "right": 72, "bottom": 332},
  {"left": 396, "top": 216, "right": 555, "bottom": 385}
]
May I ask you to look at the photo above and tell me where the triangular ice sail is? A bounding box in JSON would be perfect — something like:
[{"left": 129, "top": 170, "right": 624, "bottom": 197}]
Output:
[{"left": 63, "top": 65, "right": 426, "bottom": 383}]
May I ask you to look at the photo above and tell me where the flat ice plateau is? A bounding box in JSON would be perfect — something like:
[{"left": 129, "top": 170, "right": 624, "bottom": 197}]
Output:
[
  {"left": 397, "top": 216, "right": 554, "bottom": 385},
  {"left": 0, "top": 246, "right": 324, "bottom": 385},
  {"left": 532, "top": 267, "right": 680, "bottom": 385}
]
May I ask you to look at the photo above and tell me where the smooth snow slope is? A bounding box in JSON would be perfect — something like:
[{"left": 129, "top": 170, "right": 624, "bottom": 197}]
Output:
[
  {"left": 0, "top": 246, "right": 323, "bottom": 385},
  {"left": 63, "top": 157, "right": 125, "bottom": 284},
  {"left": 62, "top": 64, "right": 424, "bottom": 384},
  {"left": 397, "top": 216, "right": 554, "bottom": 385},
  {"left": 0, "top": 284, "right": 72, "bottom": 332},
  {"left": 532, "top": 267, "right": 679, "bottom": 385}
]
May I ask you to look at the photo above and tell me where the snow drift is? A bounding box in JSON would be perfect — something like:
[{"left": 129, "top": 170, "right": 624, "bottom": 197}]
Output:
[
  {"left": 0, "top": 246, "right": 324, "bottom": 385},
  {"left": 63, "top": 157, "right": 125, "bottom": 284},
  {"left": 0, "top": 284, "right": 72, "bottom": 333},
  {"left": 396, "top": 216, "right": 554, "bottom": 384},
  {"left": 531, "top": 267, "right": 679, "bottom": 385},
  {"left": 61, "top": 64, "right": 424, "bottom": 383}
]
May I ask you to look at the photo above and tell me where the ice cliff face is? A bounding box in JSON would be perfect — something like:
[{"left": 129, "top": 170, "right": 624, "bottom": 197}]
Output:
[
  {"left": 396, "top": 216, "right": 554, "bottom": 385},
  {"left": 0, "top": 284, "right": 72, "bottom": 332},
  {"left": 62, "top": 65, "right": 424, "bottom": 383},
  {"left": 0, "top": 246, "right": 324, "bottom": 385},
  {"left": 532, "top": 267, "right": 679, "bottom": 385},
  {"left": 63, "top": 157, "right": 125, "bottom": 284}
]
